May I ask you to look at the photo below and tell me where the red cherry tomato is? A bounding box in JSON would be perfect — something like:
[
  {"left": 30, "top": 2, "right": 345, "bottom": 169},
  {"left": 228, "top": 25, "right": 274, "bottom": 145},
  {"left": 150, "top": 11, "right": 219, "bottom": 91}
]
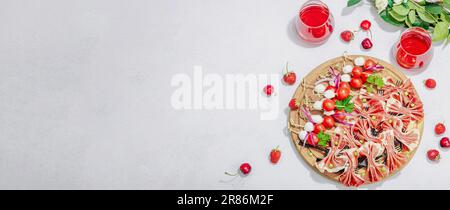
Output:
[
  {"left": 334, "top": 110, "right": 346, "bottom": 122},
  {"left": 322, "top": 99, "right": 336, "bottom": 111},
  {"left": 350, "top": 77, "right": 363, "bottom": 89},
  {"left": 323, "top": 116, "right": 335, "bottom": 129},
  {"left": 336, "top": 87, "right": 350, "bottom": 100},
  {"left": 313, "top": 123, "right": 326, "bottom": 134},
  {"left": 364, "top": 59, "right": 376, "bottom": 70},
  {"left": 307, "top": 133, "right": 319, "bottom": 146},
  {"left": 435, "top": 123, "right": 446, "bottom": 135},
  {"left": 325, "top": 85, "right": 337, "bottom": 92},
  {"left": 352, "top": 66, "right": 363, "bottom": 78},
  {"left": 361, "top": 70, "right": 373, "bottom": 83},
  {"left": 339, "top": 82, "right": 350, "bottom": 89}
]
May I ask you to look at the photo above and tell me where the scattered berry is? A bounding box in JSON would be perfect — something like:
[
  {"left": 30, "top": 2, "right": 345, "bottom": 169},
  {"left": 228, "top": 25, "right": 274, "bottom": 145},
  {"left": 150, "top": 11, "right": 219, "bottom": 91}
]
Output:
[
  {"left": 269, "top": 146, "right": 281, "bottom": 164},
  {"left": 225, "top": 163, "right": 252, "bottom": 176},
  {"left": 435, "top": 123, "right": 446, "bottom": 135},
  {"left": 340, "top": 30, "right": 354, "bottom": 42},
  {"left": 427, "top": 149, "right": 440, "bottom": 161},
  {"left": 361, "top": 38, "right": 373, "bottom": 49},
  {"left": 440, "top": 137, "right": 450, "bottom": 148},
  {"left": 283, "top": 62, "right": 296, "bottom": 85},
  {"left": 289, "top": 98, "right": 300, "bottom": 110},
  {"left": 425, "top": 79, "right": 436, "bottom": 89},
  {"left": 360, "top": 20, "right": 372, "bottom": 31},
  {"left": 264, "top": 85, "right": 274, "bottom": 96}
]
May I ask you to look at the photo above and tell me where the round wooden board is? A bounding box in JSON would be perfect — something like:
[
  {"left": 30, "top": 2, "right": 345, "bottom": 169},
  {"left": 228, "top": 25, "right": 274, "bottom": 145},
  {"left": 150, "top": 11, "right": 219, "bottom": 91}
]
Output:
[{"left": 288, "top": 55, "right": 424, "bottom": 186}]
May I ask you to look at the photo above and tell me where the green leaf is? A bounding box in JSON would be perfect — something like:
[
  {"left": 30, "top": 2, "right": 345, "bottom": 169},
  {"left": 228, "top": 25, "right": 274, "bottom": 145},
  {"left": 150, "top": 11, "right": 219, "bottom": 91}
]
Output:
[
  {"left": 389, "top": 9, "right": 408, "bottom": 22},
  {"left": 381, "top": 9, "right": 405, "bottom": 26},
  {"left": 433, "top": 21, "right": 450, "bottom": 42},
  {"left": 425, "top": 4, "right": 443, "bottom": 15},
  {"left": 344, "top": 103, "right": 354, "bottom": 113},
  {"left": 347, "top": 0, "right": 362, "bottom": 7},
  {"left": 442, "top": 12, "right": 450, "bottom": 24},
  {"left": 317, "top": 131, "right": 330, "bottom": 147},
  {"left": 392, "top": 4, "right": 410, "bottom": 16},
  {"left": 405, "top": 17, "right": 413, "bottom": 27},
  {"left": 408, "top": 10, "right": 416, "bottom": 23},
  {"left": 417, "top": 10, "right": 436, "bottom": 23},
  {"left": 407, "top": 1, "right": 424, "bottom": 10},
  {"left": 388, "top": 0, "right": 394, "bottom": 7},
  {"left": 444, "top": 0, "right": 450, "bottom": 10}
]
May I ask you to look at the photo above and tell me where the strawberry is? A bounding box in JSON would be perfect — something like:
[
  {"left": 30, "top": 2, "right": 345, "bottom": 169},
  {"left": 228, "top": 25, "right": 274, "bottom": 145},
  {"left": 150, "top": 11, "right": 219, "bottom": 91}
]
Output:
[{"left": 270, "top": 146, "right": 281, "bottom": 164}]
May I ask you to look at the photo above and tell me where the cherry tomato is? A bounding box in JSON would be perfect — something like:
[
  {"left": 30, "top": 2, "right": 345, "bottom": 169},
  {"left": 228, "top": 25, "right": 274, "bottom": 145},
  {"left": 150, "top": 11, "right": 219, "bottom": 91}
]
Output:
[
  {"left": 361, "top": 70, "right": 373, "bottom": 83},
  {"left": 425, "top": 79, "right": 436, "bottom": 89},
  {"left": 360, "top": 20, "right": 372, "bottom": 31},
  {"left": 350, "top": 77, "right": 363, "bottom": 89},
  {"left": 325, "top": 85, "right": 337, "bottom": 92},
  {"left": 313, "top": 123, "right": 326, "bottom": 134},
  {"left": 307, "top": 133, "right": 319, "bottom": 146},
  {"left": 336, "top": 87, "right": 350, "bottom": 100},
  {"left": 322, "top": 99, "right": 336, "bottom": 111},
  {"left": 352, "top": 66, "right": 363, "bottom": 78},
  {"left": 363, "top": 59, "right": 376, "bottom": 70},
  {"left": 283, "top": 72, "right": 296, "bottom": 85},
  {"left": 339, "top": 82, "right": 350, "bottom": 89},
  {"left": 334, "top": 110, "right": 346, "bottom": 122},
  {"left": 323, "top": 116, "right": 335, "bottom": 129}
]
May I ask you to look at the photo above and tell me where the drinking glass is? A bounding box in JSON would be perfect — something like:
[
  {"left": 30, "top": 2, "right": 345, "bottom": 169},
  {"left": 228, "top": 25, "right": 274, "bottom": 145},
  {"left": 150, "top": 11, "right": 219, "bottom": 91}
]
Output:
[
  {"left": 393, "top": 27, "right": 433, "bottom": 69},
  {"left": 295, "top": 0, "right": 334, "bottom": 45}
]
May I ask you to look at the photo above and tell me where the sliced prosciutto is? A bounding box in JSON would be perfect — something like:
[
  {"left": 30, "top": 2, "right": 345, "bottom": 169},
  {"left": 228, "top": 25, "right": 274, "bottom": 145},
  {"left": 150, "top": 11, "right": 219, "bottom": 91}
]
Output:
[
  {"left": 339, "top": 148, "right": 365, "bottom": 187},
  {"left": 316, "top": 135, "right": 348, "bottom": 173},
  {"left": 359, "top": 142, "right": 387, "bottom": 182},
  {"left": 383, "top": 130, "right": 407, "bottom": 172}
]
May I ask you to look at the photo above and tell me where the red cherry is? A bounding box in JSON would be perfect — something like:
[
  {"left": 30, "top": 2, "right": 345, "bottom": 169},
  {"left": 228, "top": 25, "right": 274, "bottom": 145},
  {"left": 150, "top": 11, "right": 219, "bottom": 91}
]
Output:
[
  {"left": 340, "top": 30, "right": 354, "bottom": 42},
  {"left": 435, "top": 123, "right": 446, "bottom": 135},
  {"left": 336, "top": 87, "right": 350, "bottom": 100},
  {"left": 361, "top": 38, "right": 373, "bottom": 49},
  {"left": 425, "top": 79, "right": 436, "bottom": 89},
  {"left": 352, "top": 66, "right": 363, "bottom": 78},
  {"left": 289, "top": 98, "right": 299, "bottom": 110},
  {"left": 427, "top": 149, "right": 440, "bottom": 161},
  {"left": 323, "top": 116, "right": 335, "bottom": 129},
  {"left": 269, "top": 146, "right": 282, "bottom": 164},
  {"left": 239, "top": 163, "right": 252, "bottom": 175},
  {"left": 440, "top": 137, "right": 450, "bottom": 148},
  {"left": 360, "top": 20, "right": 372, "bottom": 31},
  {"left": 322, "top": 99, "right": 336, "bottom": 111},
  {"left": 314, "top": 123, "right": 326, "bottom": 134},
  {"left": 339, "top": 82, "right": 350, "bottom": 89},
  {"left": 283, "top": 72, "right": 296, "bottom": 85},
  {"left": 264, "top": 85, "right": 274, "bottom": 96},
  {"left": 350, "top": 77, "right": 363, "bottom": 89}
]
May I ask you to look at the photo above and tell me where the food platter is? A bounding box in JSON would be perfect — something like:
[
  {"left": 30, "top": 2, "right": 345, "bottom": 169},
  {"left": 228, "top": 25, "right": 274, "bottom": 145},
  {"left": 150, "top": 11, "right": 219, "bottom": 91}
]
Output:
[{"left": 288, "top": 54, "right": 424, "bottom": 187}]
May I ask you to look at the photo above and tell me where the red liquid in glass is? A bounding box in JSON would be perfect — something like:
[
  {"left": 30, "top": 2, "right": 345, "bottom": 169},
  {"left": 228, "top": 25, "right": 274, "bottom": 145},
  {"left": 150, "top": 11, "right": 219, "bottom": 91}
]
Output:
[
  {"left": 297, "top": 4, "right": 333, "bottom": 43},
  {"left": 395, "top": 30, "right": 431, "bottom": 69}
]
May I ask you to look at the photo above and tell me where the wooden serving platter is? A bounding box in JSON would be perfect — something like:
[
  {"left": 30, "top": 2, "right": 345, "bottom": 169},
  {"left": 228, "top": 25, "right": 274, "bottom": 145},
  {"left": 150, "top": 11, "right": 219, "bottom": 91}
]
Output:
[{"left": 288, "top": 54, "right": 424, "bottom": 186}]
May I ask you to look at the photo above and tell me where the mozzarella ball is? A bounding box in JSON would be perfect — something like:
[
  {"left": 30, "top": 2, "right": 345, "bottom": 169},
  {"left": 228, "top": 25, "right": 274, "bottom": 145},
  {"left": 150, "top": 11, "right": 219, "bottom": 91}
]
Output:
[
  {"left": 354, "top": 57, "right": 365, "bottom": 66},
  {"left": 298, "top": 130, "right": 308, "bottom": 140},
  {"left": 311, "top": 115, "right": 324, "bottom": 124},
  {"left": 341, "top": 74, "right": 351, "bottom": 83},
  {"left": 324, "top": 90, "right": 335, "bottom": 99},
  {"left": 314, "top": 84, "right": 326, "bottom": 94},
  {"left": 313, "top": 100, "right": 323, "bottom": 110},
  {"left": 343, "top": 65, "right": 353, "bottom": 74},
  {"left": 304, "top": 122, "right": 314, "bottom": 132}
]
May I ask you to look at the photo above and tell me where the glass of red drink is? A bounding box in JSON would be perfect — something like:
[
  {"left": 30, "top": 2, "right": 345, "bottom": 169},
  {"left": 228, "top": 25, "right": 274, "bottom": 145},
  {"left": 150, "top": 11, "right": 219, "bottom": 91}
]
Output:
[
  {"left": 394, "top": 27, "right": 433, "bottom": 69},
  {"left": 295, "top": 0, "right": 334, "bottom": 45}
]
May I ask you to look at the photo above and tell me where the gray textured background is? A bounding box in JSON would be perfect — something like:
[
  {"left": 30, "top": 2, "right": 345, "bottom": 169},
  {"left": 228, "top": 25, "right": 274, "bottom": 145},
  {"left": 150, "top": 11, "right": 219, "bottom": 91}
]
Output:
[{"left": 0, "top": 0, "right": 449, "bottom": 189}]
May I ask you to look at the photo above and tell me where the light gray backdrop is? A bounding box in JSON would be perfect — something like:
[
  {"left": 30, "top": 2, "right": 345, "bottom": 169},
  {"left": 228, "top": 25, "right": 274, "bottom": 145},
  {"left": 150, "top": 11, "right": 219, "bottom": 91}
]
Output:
[{"left": 0, "top": 0, "right": 449, "bottom": 189}]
